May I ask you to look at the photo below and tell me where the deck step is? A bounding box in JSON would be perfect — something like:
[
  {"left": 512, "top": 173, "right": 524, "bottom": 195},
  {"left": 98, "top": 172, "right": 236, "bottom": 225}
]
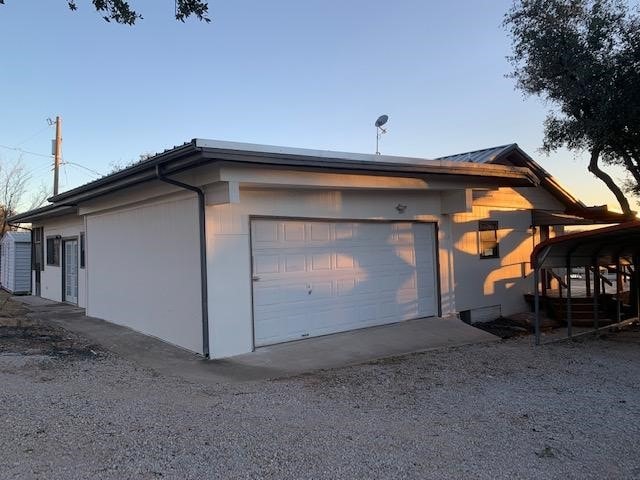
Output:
[{"left": 566, "top": 318, "right": 616, "bottom": 327}]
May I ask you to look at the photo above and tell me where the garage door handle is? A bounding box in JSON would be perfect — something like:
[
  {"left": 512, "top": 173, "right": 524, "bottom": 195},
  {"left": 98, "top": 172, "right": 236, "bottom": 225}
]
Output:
[{"left": 252, "top": 275, "right": 260, "bottom": 281}]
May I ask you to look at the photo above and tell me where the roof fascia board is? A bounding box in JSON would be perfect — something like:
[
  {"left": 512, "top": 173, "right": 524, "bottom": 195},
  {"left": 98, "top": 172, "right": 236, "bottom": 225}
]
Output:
[
  {"left": 78, "top": 166, "right": 222, "bottom": 216},
  {"left": 494, "top": 145, "right": 586, "bottom": 209},
  {"left": 8, "top": 205, "right": 78, "bottom": 224},
  {"left": 217, "top": 164, "right": 530, "bottom": 191},
  {"left": 51, "top": 151, "right": 208, "bottom": 206},
  {"left": 17, "top": 140, "right": 537, "bottom": 220},
  {"left": 49, "top": 142, "right": 199, "bottom": 203},
  {"left": 201, "top": 150, "right": 538, "bottom": 185}
]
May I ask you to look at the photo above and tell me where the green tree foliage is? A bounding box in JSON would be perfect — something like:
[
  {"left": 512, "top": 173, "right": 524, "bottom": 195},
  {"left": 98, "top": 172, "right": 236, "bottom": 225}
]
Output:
[
  {"left": 505, "top": 0, "right": 640, "bottom": 215},
  {"left": 0, "top": 0, "right": 211, "bottom": 25}
]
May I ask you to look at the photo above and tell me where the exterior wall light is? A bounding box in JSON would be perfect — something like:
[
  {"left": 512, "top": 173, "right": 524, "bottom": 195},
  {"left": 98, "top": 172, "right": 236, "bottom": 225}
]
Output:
[{"left": 396, "top": 204, "right": 407, "bottom": 213}]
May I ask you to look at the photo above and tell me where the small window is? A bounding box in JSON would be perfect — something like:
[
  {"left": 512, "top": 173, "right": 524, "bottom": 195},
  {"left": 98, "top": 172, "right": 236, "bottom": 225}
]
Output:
[
  {"left": 479, "top": 221, "right": 499, "bottom": 259},
  {"left": 80, "top": 232, "right": 86, "bottom": 269},
  {"left": 32, "top": 227, "right": 44, "bottom": 271},
  {"left": 46, "top": 236, "right": 60, "bottom": 266}
]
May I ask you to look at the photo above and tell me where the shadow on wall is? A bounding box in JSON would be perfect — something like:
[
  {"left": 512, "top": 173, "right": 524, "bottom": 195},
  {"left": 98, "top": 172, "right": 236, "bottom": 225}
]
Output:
[
  {"left": 251, "top": 221, "right": 438, "bottom": 345},
  {"left": 451, "top": 208, "right": 536, "bottom": 314}
]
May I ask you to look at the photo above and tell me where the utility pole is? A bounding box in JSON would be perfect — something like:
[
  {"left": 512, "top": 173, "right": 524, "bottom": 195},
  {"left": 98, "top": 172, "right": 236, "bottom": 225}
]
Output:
[{"left": 53, "top": 116, "right": 62, "bottom": 196}]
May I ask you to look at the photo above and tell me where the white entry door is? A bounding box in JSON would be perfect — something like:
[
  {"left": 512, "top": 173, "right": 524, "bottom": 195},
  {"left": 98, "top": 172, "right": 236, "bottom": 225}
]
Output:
[
  {"left": 63, "top": 239, "right": 79, "bottom": 305},
  {"left": 251, "top": 220, "right": 439, "bottom": 347}
]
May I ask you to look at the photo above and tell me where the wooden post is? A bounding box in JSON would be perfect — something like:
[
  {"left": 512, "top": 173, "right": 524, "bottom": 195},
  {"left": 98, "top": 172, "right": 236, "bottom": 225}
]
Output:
[
  {"left": 585, "top": 266, "right": 591, "bottom": 297},
  {"left": 566, "top": 255, "right": 572, "bottom": 338},
  {"left": 616, "top": 256, "right": 622, "bottom": 323},
  {"left": 593, "top": 260, "right": 600, "bottom": 330},
  {"left": 534, "top": 267, "right": 541, "bottom": 345},
  {"left": 53, "top": 116, "right": 62, "bottom": 196},
  {"left": 635, "top": 254, "right": 640, "bottom": 319}
]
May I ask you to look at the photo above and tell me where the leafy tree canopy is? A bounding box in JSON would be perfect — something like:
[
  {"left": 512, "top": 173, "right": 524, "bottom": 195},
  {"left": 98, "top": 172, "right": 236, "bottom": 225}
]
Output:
[
  {"left": 505, "top": 0, "right": 640, "bottom": 216},
  {"left": 0, "top": 0, "right": 211, "bottom": 24}
]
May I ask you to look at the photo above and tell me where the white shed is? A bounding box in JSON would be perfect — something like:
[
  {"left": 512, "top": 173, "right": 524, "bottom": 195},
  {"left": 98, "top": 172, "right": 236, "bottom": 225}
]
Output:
[{"left": 0, "top": 231, "right": 31, "bottom": 295}]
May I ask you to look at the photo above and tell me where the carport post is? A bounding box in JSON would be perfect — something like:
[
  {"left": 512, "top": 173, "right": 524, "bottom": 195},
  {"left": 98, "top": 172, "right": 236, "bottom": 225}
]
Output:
[
  {"left": 565, "top": 253, "right": 572, "bottom": 338},
  {"left": 635, "top": 254, "right": 640, "bottom": 319},
  {"left": 616, "top": 256, "right": 622, "bottom": 323},
  {"left": 592, "top": 258, "right": 600, "bottom": 330},
  {"left": 534, "top": 267, "right": 541, "bottom": 345}
]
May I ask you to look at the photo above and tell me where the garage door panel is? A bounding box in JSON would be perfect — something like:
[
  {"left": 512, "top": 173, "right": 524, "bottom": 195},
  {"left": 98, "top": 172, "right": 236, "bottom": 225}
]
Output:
[
  {"left": 284, "top": 222, "right": 305, "bottom": 241},
  {"left": 254, "top": 254, "right": 280, "bottom": 274},
  {"left": 251, "top": 219, "right": 438, "bottom": 347}
]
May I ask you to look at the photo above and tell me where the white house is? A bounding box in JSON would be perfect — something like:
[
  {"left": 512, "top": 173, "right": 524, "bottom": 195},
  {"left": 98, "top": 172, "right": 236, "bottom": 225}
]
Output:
[
  {"left": 8, "top": 140, "right": 623, "bottom": 358},
  {"left": 0, "top": 231, "right": 32, "bottom": 295}
]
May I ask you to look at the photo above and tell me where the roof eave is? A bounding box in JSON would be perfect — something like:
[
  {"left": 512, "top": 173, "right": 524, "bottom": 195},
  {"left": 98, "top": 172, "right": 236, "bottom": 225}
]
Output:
[
  {"left": 200, "top": 147, "right": 538, "bottom": 186},
  {"left": 12, "top": 140, "right": 539, "bottom": 221},
  {"left": 7, "top": 204, "right": 78, "bottom": 224},
  {"left": 48, "top": 141, "right": 200, "bottom": 204}
]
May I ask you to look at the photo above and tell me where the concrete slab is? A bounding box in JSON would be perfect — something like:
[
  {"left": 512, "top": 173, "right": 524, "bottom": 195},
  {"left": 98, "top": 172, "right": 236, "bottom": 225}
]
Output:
[
  {"left": 226, "top": 316, "right": 499, "bottom": 374},
  {"left": 12, "top": 296, "right": 499, "bottom": 384},
  {"left": 12, "top": 295, "right": 59, "bottom": 307}
]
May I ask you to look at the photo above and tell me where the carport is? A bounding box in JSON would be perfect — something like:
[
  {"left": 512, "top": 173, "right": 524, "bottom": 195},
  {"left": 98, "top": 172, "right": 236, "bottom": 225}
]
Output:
[{"left": 530, "top": 221, "right": 640, "bottom": 344}]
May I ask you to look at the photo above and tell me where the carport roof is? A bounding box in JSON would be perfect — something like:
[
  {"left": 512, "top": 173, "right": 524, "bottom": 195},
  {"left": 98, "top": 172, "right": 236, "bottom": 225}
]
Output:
[{"left": 531, "top": 221, "right": 640, "bottom": 269}]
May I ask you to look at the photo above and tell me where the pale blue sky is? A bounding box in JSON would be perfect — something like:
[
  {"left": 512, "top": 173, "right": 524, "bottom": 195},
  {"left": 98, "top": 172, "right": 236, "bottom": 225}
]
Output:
[{"left": 0, "top": 0, "right": 630, "bottom": 210}]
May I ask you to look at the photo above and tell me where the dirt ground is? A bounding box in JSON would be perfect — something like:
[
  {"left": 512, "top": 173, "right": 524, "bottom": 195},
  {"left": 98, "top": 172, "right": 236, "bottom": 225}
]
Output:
[
  {"left": 1, "top": 292, "right": 639, "bottom": 479},
  {"left": 0, "top": 293, "right": 100, "bottom": 360}
]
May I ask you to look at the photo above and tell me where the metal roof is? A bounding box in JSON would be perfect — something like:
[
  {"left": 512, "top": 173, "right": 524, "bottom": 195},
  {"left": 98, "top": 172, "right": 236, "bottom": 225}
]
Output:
[
  {"left": 8, "top": 204, "right": 78, "bottom": 224},
  {"left": 437, "top": 144, "right": 635, "bottom": 224},
  {"left": 9, "top": 138, "right": 632, "bottom": 227},
  {"left": 13, "top": 139, "right": 535, "bottom": 211},
  {"left": 435, "top": 144, "right": 517, "bottom": 163},
  {"left": 531, "top": 221, "right": 640, "bottom": 268}
]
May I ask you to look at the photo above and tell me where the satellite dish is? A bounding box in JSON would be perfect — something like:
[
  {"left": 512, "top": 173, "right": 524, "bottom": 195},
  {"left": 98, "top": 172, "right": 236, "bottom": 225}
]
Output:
[{"left": 375, "top": 115, "right": 389, "bottom": 128}]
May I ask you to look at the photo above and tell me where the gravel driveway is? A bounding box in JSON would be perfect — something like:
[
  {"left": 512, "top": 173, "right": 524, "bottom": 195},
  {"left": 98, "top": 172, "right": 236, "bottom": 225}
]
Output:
[{"left": 1, "top": 297, "right": 639, "bottom": 479}]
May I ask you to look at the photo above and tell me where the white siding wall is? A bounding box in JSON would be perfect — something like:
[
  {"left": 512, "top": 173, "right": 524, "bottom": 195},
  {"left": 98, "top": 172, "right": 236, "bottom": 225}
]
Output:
[
  {"left": 86, "top": 196, "right": 202, "bottom": 353},
  {"left": 452, "top": 186, "right": 565, "bottom": 317},
  {"left": 37, "top": 216, "right": 87, "bottom": 307},
  {"left": 206, "top": 188, "right": 449, "bottom": 358},
  {"left": 24, "top": 179, "right": 570, "bottom": 358},
  {"left": 451, "top": 206, "right": 534, "bottom": 316}
]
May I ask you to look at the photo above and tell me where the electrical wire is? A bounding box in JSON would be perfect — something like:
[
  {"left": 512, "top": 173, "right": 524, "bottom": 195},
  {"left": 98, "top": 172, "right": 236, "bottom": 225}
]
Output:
[
  {"left": 28, "top": 163, "right": 55, "bottom": 175},
  {"left": 0, "top": 144, "right": 52, "bottom": 159},
  {"left": 63, "top": 163, "right": 69, "bottom": 189},
  {"left": 62, "top": 161, "right": 103, "bottom": 178},
  {"left": 14, "top": 124, "right": 52, "bottom": 147}
]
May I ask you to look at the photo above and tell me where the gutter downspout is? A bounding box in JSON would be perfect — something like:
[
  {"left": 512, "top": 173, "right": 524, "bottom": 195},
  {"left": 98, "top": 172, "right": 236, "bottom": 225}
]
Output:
[{"left": 155, "top": 165, "right": 210, "bottom": 358}]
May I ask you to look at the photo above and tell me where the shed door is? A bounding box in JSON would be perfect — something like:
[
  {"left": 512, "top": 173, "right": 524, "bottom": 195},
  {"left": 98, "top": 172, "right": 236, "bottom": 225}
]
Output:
[
  {"left": 63, "top": 239, "right": 79, "bottom": 305},
  {"left": 251, "top": 220, "right": 438, "bottom": 347}
]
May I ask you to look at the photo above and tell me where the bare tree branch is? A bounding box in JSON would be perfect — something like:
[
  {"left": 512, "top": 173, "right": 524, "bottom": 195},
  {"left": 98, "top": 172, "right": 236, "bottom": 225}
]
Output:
[{"left": 0, "top": 158, "right": 49, "bottom": 233}]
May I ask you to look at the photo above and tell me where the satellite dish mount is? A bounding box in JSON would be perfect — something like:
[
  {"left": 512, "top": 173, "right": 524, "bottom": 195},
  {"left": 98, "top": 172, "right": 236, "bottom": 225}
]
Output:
[{"left": 375, "top": 114, "right": 389, "bottom": 155}]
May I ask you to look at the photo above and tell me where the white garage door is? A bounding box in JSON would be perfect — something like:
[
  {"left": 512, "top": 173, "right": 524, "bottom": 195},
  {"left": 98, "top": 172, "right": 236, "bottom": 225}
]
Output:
[{"left": 251, "top": 219, "right": 439, "bottom": 347}]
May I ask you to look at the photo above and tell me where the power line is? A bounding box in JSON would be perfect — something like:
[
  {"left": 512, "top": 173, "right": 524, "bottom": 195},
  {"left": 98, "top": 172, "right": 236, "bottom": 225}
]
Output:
[
  {"left": 0, "top": 144, "right": 52, "bottom": 159},
  {"left": 15, "top": 124, "right": 52, "bottom": 147},
  {"left": 62, "top": 161, "right": 103, "bottom": 178},
  {"left": 63, "top": 163, "right": 69, "bottom": 189}
]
